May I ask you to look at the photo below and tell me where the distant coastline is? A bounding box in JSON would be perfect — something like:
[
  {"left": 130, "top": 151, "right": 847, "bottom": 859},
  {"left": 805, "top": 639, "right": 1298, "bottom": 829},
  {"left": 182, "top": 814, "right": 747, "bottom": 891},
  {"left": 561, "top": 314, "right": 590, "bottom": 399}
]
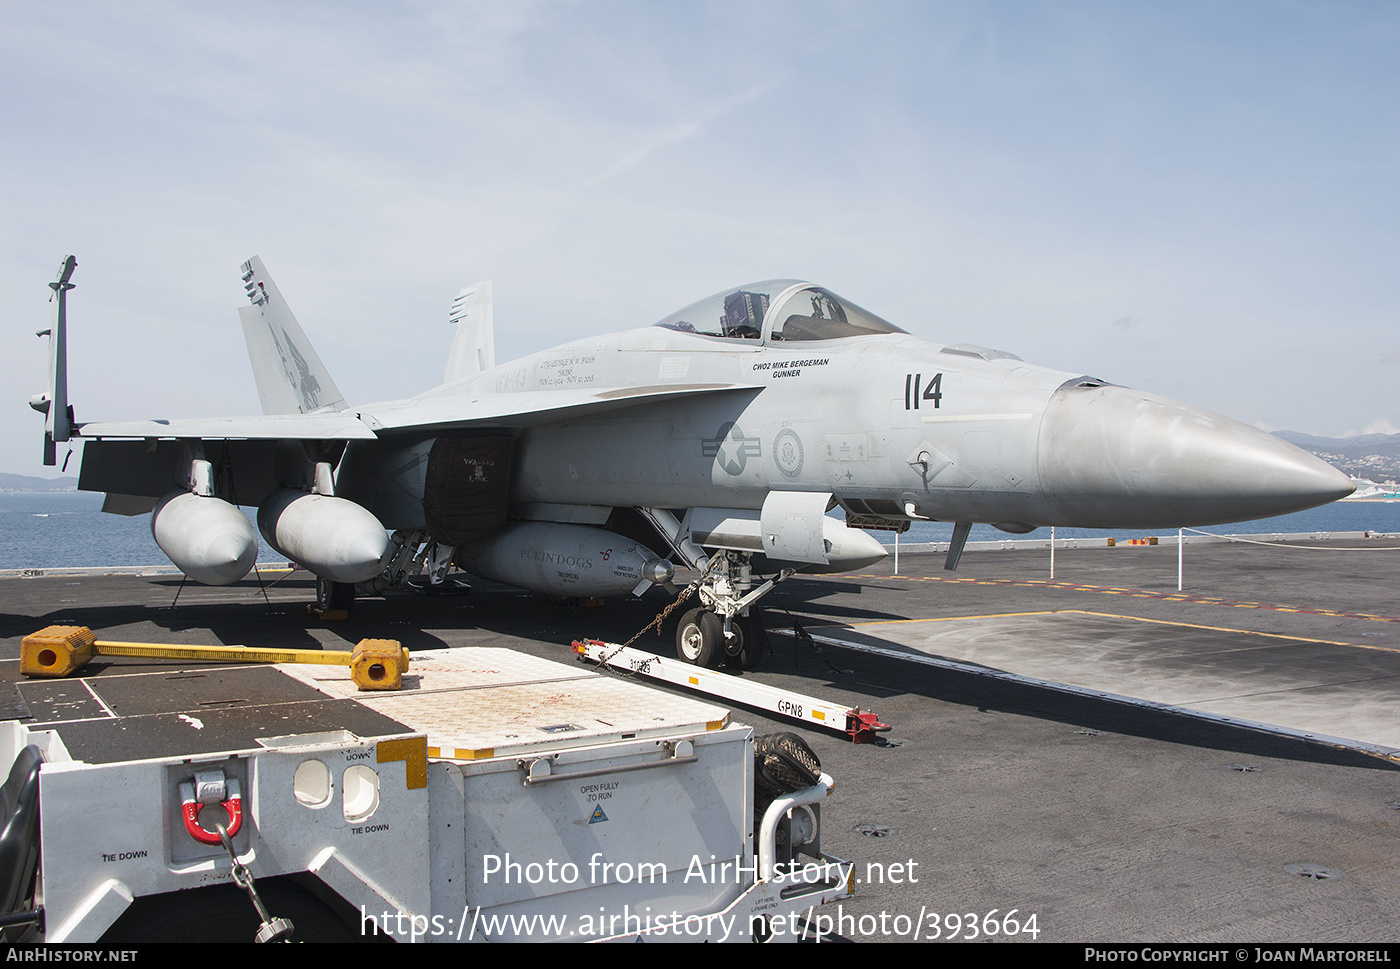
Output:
[{"left": 0, "top": 474, "right": 77, "bottom": 494}]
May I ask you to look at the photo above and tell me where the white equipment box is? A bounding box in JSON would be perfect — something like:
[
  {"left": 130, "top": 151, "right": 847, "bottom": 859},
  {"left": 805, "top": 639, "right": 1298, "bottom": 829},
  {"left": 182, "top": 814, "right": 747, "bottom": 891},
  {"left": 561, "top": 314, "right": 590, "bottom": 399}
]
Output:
[{"left": 0, "top": 647, "right": 850, "bottom": 942}]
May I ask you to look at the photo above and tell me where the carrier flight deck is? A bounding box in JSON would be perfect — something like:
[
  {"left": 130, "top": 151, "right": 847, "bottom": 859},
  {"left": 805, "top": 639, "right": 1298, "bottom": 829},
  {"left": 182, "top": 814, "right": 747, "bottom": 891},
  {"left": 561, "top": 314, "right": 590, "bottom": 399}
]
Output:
[{"left": 2, "top": 536, "right": 1398, "bottom": 943}]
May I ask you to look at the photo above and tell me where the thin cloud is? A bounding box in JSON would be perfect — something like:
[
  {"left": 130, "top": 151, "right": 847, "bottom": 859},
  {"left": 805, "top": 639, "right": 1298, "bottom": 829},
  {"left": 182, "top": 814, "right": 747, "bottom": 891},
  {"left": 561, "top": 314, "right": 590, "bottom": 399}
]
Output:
[
  {"left": 4, "top": 3, "right": 1399, "bottom": 476},
  {"left": 587, "top": 80, "right": 781, "bottom": 188}
]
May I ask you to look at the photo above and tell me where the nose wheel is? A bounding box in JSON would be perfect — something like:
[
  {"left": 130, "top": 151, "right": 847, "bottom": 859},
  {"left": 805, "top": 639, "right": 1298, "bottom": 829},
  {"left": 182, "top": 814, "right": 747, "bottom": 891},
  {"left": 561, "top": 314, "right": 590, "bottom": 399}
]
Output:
[
  {"left": 676, "top": 608, "right": 721, "bottom": 668},
  {"left": 675, "top": 609, "right": 764, "bottom": 670}
]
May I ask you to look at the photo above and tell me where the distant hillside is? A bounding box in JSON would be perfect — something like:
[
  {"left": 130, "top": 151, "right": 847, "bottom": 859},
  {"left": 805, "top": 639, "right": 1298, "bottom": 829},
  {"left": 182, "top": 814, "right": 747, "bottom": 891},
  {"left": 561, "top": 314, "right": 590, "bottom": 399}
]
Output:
[
  {"left": 1273, "top": 431, "right": 1400, "bottom": 484},
  {"left": 0, "top": 474, "right": 78, "bottom": 493}
]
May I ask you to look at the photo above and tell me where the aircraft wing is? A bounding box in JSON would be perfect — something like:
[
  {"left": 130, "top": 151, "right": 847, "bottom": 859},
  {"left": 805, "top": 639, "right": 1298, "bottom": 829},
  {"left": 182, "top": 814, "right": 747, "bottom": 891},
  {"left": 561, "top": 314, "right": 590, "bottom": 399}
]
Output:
[
  {"left": 72, "top": 383, "right": 759, "bottom": 442},
  {"left": 72, "top": 381, "right": 762, "bottom": 506},
  {"left": 366, "top": 382, "right": 761, "bottom": 432},
  {"left": 74, "top": 412, "right": 378, "bottom": 441}
]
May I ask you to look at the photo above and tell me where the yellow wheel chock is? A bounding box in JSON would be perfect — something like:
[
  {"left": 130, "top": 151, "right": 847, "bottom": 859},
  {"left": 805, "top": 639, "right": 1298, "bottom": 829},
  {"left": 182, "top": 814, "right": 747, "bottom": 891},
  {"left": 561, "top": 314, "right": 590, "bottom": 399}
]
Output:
[{"left": 19, "top": 625, "right": 409, "bottom": 691}]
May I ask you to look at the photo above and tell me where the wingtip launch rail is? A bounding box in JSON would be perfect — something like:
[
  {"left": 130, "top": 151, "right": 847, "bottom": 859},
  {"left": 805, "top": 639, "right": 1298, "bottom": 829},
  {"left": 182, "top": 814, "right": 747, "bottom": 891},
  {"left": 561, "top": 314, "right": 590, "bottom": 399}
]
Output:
[{"left": 30, "top": 255, "right": 76, "bottom": 466}]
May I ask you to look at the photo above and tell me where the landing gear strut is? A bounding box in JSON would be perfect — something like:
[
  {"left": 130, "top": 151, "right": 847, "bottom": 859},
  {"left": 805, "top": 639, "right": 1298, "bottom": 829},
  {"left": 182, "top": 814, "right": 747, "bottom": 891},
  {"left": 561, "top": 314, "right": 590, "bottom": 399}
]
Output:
[{"left": 640, "top": 508, "right": 792, "bottom": 671}]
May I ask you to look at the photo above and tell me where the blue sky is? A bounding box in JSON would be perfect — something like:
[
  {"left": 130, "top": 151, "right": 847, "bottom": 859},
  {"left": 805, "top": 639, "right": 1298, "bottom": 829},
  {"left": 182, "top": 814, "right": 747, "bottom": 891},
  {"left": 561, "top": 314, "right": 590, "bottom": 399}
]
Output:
[{"left": 3, "top": 2, "right": 1396, "bottom": 476}]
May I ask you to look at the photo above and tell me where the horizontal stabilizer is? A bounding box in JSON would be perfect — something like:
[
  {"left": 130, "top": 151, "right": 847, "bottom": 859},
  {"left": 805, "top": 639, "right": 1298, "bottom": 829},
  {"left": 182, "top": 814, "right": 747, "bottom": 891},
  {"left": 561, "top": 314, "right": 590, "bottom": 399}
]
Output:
[{"left": 239, "top": 257, "right": 347, "bottom": 415}]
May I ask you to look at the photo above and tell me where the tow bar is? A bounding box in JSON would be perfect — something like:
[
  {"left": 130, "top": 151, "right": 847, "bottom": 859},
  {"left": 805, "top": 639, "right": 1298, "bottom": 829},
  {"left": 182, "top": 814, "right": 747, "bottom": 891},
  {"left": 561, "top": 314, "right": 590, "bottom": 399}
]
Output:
[{"left": 572, "top": 640, "right": 890, "bottom": 743}]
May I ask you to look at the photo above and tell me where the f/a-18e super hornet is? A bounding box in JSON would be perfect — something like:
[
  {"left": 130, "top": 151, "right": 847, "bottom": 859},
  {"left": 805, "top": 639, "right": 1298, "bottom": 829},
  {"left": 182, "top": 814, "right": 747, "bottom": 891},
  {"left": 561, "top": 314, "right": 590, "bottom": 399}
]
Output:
[{"left": 32, "top": 256, "right": 1353, "bottom": 667}]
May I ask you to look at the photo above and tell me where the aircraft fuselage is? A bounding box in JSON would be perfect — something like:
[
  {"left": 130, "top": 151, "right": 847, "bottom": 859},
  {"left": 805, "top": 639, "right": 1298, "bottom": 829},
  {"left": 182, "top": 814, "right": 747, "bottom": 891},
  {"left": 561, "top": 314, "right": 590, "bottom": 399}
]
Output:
[{"left": 382, "top": 320, "right": 1347, "bottom": 532}]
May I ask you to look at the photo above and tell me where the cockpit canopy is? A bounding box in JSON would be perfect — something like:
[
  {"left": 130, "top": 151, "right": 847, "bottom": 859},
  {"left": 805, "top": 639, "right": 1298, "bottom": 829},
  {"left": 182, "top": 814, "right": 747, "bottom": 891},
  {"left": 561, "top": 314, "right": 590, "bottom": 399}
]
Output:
[{"left": 653, "top": 280, "right": 907, "bottom": 342}]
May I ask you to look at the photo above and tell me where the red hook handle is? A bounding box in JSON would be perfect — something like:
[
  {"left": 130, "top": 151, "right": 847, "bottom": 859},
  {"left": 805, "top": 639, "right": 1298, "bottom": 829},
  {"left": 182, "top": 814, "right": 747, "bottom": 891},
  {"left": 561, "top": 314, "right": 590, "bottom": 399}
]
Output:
[{"left": 179, "top": 779, "right": 242, "bottom": 845}]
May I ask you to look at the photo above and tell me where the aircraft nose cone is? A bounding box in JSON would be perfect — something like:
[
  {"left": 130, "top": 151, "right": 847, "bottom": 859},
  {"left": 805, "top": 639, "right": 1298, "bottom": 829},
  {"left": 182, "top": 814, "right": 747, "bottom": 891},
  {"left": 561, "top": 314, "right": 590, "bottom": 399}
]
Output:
[{"left": 1038, "top": 384, "right": 1354, "bottom": 528}]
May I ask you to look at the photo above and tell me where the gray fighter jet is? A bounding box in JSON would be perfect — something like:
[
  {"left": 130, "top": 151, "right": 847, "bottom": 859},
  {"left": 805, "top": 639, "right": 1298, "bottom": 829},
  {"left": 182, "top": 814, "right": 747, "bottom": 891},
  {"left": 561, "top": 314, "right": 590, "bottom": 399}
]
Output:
[{"left": 32, "top": 257, "right": 1353, "bottom": 667}]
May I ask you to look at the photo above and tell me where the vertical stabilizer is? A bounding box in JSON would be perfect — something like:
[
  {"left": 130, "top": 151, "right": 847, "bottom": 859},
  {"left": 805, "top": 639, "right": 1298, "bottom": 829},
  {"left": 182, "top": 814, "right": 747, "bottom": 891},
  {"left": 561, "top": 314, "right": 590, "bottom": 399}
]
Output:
[
  {"left": 443, "top": 281, "right": 494, "bottom": 384},
  {"left": 238, "top": 256, "right": 347, "bottom": 415}
]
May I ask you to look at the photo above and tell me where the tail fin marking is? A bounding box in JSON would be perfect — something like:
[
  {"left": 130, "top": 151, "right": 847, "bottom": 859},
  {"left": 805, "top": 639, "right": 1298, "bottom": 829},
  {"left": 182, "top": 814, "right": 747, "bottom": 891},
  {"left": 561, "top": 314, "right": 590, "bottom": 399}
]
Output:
[{"left": 238, "top": 256, "right": 347, "bottom": 415}]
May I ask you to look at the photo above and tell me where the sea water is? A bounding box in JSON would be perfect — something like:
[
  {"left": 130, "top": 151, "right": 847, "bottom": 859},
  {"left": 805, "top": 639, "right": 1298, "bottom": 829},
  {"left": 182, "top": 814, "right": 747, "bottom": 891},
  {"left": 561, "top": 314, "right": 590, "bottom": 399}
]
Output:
[{"left": 0, "top": 491, "right": 281, "bottom": 569}]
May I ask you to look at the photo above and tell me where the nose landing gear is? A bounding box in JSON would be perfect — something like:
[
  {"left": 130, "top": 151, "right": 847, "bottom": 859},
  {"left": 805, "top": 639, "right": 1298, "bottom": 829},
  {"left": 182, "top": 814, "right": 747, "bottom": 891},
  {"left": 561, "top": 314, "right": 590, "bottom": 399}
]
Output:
[
  {"left": 638, "top": 507, "right": 786, "bottom": 673},
  {"left": 675, "top": 608, "right": 766, "bottom": 671}
]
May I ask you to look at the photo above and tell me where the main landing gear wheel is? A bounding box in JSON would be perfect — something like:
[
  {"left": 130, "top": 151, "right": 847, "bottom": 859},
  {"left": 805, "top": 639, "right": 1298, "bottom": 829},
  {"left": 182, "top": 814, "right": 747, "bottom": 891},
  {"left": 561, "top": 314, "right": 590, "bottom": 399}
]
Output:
[{"left": 676, "top": 608, "right": 723, "bottom": 668}]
